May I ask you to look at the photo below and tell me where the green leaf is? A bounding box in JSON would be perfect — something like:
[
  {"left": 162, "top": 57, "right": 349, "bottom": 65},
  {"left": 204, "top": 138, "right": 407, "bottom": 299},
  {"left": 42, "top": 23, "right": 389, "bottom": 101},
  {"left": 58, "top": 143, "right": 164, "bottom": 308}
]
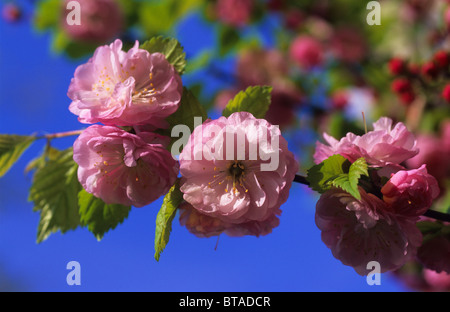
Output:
[
  {"left": 25, "top": 146, "right": 61, "bottom": 174},
  {"left": 0, "top": 134, "right": 35, "bottom": 177},
  {"left": 307, "top": 156, "right": 368, "bottom": 200},
  {"left": 33, "top": 0, "right": 62, "bottom": 31},
  {"left": 154, "top": 179, "right": 183, "bottom": 261},
  {"left": 29, "top": 148, "right": 82, "bottom": 243},
  {"left": 306, "top": 154, "right": 349, "bottom": 193},
  {"left": 163, "top": 87, "right": 208, "bottom": 155},
  {"left": 78, "top": 189, "right": 131, "bottom": 241},
  {"left": 218, "top": 25, "right": 240, "bottom": 56},
  {"left": 348, "top": 158, "right": 369, "bottom": 191},
  {"left": 222, "top": 86, "right": 272, "bottom": 119},
  {"left": 166, "top": 87, "right": 208, "bottom": 131},
  {"left": 138, "top": 0, "right": 201, "bottom": 38},
  {"left": 140, "top": 36, "right": 187, "bottom": 74}
]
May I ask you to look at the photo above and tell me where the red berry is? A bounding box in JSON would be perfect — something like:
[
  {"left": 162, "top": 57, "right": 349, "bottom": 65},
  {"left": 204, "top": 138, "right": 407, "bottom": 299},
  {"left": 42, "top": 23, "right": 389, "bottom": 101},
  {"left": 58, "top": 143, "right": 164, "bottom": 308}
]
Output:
[
  {"left": 331, "top": 90, "right": 348, "bottom": 110},
  {"left": 391, "top": 78, "right": 412, "bottom": 93},
  {"left": 399, "top": 91, "right": 416, "bottom": 106},
  {"left": 421, "top": 61, "right": 439, "bottom": 79},
  {"left": 408, "top": 63, "right": 420, "bottom": 75},
  {"left": 434, "top": 51, "right": 450, "bottom": 68},
  {"left": 388, "top": 58, "right": 406, "bottom": 76},
  {"left": 442, "top": 84, "right": 450, "bottom": 103}
]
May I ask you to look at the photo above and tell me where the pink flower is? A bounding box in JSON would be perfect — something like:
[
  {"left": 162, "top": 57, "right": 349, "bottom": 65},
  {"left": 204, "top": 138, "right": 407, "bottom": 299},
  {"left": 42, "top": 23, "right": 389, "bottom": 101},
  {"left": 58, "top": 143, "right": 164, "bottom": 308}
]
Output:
[
  {"left": 68, "top": 39, "right": 182, "bottom": 128},
  {"left": 179, "top": 112, "right": 298, "bottom": 224},
  {"left": 73, "top": 125, "right": 179, "bottom": 207},
  {"left": 179, "top": 202, "right": 231, "bottom": 238},
  {"left": 381, "top": 165, "right": 440, "bottom": 218},
  {"left": 215, "top": 0, "right": 254, "bottom": 27},
  {"left": 423, "top": 269, "right": 450, "bottom": 290},
  {"left": 236, "top": 48, "right": 288, "bottom": 88},
  {"left": 315, "top": 188, "right": 423, "bottom": 275},
  {"left": 329, "top": 27, "right": 367, "bottom": 63},
  {"left": 179, "top": 202, "right": 280, "bottom": 238},
  {"left": 417, "top": 234, "right": 450, "bottom": 274},
  {"left": 314, "top": 117, "right": 419, "bottom": 166},
  {"left": 289, "top": 35, "right": 324, "bottom": 70},
  {"left": 62, "top": 0, "right": 124, "bottom": 43},
  {"left": 2, "top": 3, "right": 21, "bottom": 23}
]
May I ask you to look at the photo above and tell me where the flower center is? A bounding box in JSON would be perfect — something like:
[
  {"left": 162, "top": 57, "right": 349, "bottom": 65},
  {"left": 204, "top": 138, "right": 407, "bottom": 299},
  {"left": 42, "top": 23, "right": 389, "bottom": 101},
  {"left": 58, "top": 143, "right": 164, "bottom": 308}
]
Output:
[
  {"left": 228, "top": 161, "right": 245, "bottom": 181},
  {"left": 132, "top": 72, "right": 158, "bottom": 104}
]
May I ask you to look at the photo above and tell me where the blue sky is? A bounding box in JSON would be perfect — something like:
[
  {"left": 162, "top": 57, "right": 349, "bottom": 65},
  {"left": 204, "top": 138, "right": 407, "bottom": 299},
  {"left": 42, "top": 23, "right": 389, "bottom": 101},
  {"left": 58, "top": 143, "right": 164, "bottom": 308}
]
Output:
[{"left": 0, "top": 9, "right": 409, "bottom": 292}]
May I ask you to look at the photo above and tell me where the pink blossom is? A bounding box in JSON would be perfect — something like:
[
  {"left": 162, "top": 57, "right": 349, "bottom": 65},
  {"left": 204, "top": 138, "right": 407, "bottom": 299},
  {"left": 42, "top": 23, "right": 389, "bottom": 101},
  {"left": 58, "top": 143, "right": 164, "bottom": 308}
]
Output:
[
  {"left": 314, "top": 117, "right": 419, "bottom": 166},
  {"left": 179, "top": 112, "right": 298, "bottom": 224},
  {"left": 179, "top": 202, "right": 231, "bottom": 238},
  {"left": 406, "top": 135, "right": 448, "bottom": 187},
  {"left": 423, "top": 269, "right": 450, "bottom": 290},
  {"left": 68, "top": 39, "right": 182, "bottom": 128},
  {"left": 381, "top": 165, "right": 440, "bottom": 218},
  {"left": 62, "top": 0, "right": 124, "bottom": 43},
  {"left": 236, "top": 48, "right": 288, "bottom": 88},
  {"left": 73, "top": 125, "right": 179, "bottom": 207},
  {"left": 179, "top": 202, "right": 280, "bottom": 238},
  {"left": 2, "top": 3, "right": 21, "bottom": 23},
  {"left": 289, "top": 35, "right": 324, "bottom": 70},
  {"left": 215, "top": 0, "right": 254, "bottom": 27},
  {"left": 417, "top": 234, "right": 450, "bottom": 274},
  {"left": 329, "top": 27, "right": 367, "bottom": 63},
  {"left": 315, "top": 188, "right": 422, "bottom": 275}
]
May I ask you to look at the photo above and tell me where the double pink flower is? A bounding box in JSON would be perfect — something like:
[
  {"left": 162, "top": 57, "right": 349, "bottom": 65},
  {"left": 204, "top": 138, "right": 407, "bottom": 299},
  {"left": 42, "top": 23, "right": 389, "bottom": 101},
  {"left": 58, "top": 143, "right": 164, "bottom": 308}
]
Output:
[
  {"left": 68, "top": 39, "right": 182, "bottom": 129},
  {"left": 314, "top": 117, "right": 440, "bottom": 275},
  {"left": 178, "top": 112, "right": 298, "bottom": 237}
]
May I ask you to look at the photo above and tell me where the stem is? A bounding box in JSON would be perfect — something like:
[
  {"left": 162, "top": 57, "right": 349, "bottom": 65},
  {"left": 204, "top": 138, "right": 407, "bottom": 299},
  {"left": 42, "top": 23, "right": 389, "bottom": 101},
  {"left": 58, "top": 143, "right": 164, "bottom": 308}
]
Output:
[
  {"left": 292, "top": 174, "right": 450, "bottom": 223},
  {"left": 37, "top": 129, "right": 84, "bottom": 140}
]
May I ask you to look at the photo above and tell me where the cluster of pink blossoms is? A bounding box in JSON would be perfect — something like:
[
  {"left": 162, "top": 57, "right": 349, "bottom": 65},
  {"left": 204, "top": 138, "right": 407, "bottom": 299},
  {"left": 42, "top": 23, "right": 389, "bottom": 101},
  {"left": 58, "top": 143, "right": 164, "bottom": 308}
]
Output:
[
  {"left": 69, "top": 39, "right": 181, "bottom": 207},
  {"left": 69, "top": 39, "right": 300, "bottom": 239},
  {"left": 314, "top": 117, "right": 440, "bottom": 275}
]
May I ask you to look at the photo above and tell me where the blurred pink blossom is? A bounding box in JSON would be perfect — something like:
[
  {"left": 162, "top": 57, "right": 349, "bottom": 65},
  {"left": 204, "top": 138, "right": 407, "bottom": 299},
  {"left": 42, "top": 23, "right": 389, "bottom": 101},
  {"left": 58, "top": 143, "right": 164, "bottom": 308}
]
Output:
[
  {"left": 289, "top": 35, "right": 324, "bottom": 70},
  {"left": 215, "top": 0, "right": 254, "bottom": 27},
  {"left": 62, "top": 0, "right": 124, "bottom": 42}
]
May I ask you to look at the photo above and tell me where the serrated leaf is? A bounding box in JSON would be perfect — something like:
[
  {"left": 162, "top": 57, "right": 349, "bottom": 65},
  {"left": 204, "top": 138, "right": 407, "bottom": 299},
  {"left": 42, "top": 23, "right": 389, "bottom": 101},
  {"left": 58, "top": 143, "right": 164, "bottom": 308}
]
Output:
[
  {"left": 140, "top": 36, "right": 187, "bottom": 74},
  {"left": 29, "top": 148, "right": 82, "bottom": 243},
  {"left": 166, "top": 87, "right": 208, "bottom": 131},
  {"left": 307, "top": 155, "right": 368, "bottom": 200},
  {"left": 0, "top": 134, "right": 36, "bottom": 177},
  {"left": 222, "top": 85, "right": 272, "bottom": 119},
  {"left": 162, "top": 87, "right": 208, "bottom": 155},
  {"left": 348, "top": 158, "right": 368, "bottom": 187},
  {"left": 306, "top": 154, "right": 349, "bottom": 193},
  {"left": 78, "top": 189, "right": 131, "bottom": 241},
  {"left": 330, "top": 173, "right": 361, "bottom": 199},
  {"left": 154, "top": 179, "right": 183, "bottom": 261}
]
